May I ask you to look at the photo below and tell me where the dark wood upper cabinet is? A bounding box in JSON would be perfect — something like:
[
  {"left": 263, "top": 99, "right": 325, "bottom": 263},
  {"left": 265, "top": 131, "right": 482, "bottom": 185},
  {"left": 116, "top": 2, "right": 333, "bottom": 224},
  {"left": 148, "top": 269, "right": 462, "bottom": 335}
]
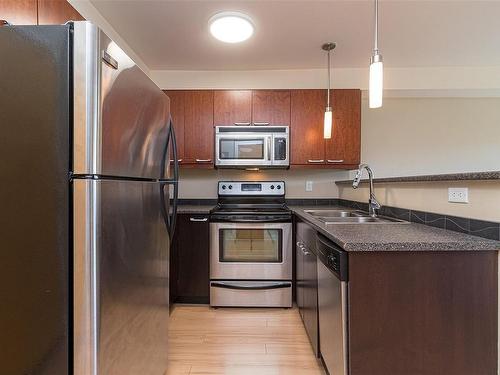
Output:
[
  {"left": 252, "top": 90, "right": 291, "bottom": 126},
  {"left": 37, "top": 0, "right": 84, "bottom": 24},
  {"left": 183, "top": 90, "right": 214, "bottom": 166},
  {"left": 325, "top": 89, "right": 361, "bottom": 167},
  {"left": 164, "top": 90, "right": 185, "bottom": 163},
  {"left": 0, "top": 0, "right": 84, "bottom": 25},
  {"left": 214, "top": 90, "right": 252, "bottom": 125},
  {"left": 290, "top": 89, "right": 360, "bottom": 168},
  {"left": 291, "top": 90, "right": 327, "bottom": 165},
  {"left": 0, "top": 0, "right": 38, "bottom": 25}
]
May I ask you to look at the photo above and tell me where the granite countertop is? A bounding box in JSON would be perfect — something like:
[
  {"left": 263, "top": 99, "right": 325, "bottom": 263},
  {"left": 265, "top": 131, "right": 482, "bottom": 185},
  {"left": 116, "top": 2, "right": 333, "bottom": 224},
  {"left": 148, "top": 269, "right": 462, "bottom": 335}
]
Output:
[
  {"left": 177, "top": 205, "right": 214, "bottom": 214},
  {"left": 335, "top": 170, "right": 500, "bottom": 185},
  {"left": 291, "top": 206, "right": 500, "bottom": 252}
]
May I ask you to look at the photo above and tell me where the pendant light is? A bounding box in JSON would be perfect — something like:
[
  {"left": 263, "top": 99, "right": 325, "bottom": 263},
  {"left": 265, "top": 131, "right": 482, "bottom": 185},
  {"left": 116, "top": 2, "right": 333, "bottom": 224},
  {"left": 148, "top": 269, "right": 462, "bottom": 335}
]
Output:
[
  {"left": 322, "top": 42, "right": 336, "bottom": 139},
  {"left": 369, "top": 0, "right": 383, "bottom": 108}
]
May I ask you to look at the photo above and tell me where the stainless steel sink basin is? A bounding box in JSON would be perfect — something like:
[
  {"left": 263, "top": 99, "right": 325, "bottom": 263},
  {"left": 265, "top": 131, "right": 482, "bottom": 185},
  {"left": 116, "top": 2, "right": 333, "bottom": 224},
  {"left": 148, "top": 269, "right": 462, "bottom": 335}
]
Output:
[
  {"left": 321, "top": 216, "right": 409, "bottom": 224},
  {"left": 303, "top": 209, "right": 409, "bottom": 224},
  {"left": 303, "top": 209, "right": 366, "bottom": 218}
]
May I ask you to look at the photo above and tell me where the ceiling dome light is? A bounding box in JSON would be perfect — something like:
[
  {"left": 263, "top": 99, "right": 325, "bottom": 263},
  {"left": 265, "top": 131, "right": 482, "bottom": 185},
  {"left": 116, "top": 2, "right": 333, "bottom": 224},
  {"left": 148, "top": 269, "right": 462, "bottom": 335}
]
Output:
[{"left": 209, "top": 12, "right": 254, "bottom": 43}]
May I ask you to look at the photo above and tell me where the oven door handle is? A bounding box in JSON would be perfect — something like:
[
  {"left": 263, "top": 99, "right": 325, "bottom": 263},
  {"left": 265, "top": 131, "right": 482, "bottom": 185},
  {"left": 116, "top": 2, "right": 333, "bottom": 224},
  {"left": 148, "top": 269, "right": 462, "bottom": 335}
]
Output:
[
  {"left": 210, "top": 281, "right": 292, "bottom": 291},
  {"left": 211, "top": 216, "right": 291, "bottom": 223}
]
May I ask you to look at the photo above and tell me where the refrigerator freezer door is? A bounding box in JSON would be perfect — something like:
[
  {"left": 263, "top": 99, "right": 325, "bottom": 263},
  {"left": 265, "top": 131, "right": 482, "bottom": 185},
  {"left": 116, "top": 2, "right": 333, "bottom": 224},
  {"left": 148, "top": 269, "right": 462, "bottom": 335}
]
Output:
[
  {"left": 73, "top": 22, "right": 171, "bottom": 180},
  {"left": 74, "top": 179, "right": 170, "bottom": 375},
  {"left": 0, "top": 25, "right": 71, "bottom": 375}
]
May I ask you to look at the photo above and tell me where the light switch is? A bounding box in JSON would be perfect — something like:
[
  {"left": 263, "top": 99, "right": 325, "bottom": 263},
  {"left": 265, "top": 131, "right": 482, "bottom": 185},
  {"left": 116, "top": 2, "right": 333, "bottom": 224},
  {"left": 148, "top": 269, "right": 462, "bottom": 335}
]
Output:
[{"left": 305, "top": 181, "right": 313, "bottom": 192}]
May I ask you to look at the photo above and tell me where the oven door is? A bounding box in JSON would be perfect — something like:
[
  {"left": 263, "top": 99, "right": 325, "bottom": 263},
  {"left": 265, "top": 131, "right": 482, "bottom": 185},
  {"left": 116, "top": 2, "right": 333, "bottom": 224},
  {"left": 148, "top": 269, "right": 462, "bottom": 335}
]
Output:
[
  {"left": 215, "top": 134, "right": 272, "bottom": 167},
  {"left": 210, "top": 222, "right": 292, "bottom": 280}
]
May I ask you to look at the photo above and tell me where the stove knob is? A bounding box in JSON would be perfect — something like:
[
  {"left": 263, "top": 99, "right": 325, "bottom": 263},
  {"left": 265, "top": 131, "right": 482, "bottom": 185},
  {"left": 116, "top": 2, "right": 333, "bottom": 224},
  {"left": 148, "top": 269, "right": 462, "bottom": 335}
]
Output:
[
  {"left": 221, "top": 185, "right": 226, "bottom": 190},
  {"left": 228, "top": 185, "right": 233, "bottom": 190},
  {"left": 270, "top": 185, "right": 275, "bottom": 190},
  {"left": 277, "top": 185, "right": 281, "bottom": 190}
]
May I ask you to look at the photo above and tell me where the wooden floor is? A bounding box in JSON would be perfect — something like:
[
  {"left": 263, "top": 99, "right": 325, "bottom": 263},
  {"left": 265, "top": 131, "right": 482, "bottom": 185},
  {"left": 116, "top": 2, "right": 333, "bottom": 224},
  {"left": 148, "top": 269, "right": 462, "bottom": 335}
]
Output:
[{"left": 167, "top": 305, "right": 326, "bottom": 375}]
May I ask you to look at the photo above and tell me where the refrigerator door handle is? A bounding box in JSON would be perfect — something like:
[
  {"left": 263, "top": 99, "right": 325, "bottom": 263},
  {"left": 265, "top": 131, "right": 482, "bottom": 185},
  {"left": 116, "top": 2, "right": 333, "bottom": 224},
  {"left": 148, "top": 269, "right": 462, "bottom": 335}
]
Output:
[
  {"left": 169, "top": 118, "right": 179, "bottom": 183},
  {"left": 160, "top": 117, "right": 179, "bottom": 244},
  {"left": 169, "top": 180, "right": 179, "bottom": 244},
  {"left": 160, "top": 116, "right": 179, "bottom": 182},
  {"left": 168, "top": 119, "right": 179, "bottom": 241}
]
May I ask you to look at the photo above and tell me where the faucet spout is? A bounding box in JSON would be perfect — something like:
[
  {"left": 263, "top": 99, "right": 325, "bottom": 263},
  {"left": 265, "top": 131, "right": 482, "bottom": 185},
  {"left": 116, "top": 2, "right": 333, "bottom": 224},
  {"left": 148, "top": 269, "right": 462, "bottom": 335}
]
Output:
[{"left": 352, "top": 164, "right": 380, "bottom": 217}]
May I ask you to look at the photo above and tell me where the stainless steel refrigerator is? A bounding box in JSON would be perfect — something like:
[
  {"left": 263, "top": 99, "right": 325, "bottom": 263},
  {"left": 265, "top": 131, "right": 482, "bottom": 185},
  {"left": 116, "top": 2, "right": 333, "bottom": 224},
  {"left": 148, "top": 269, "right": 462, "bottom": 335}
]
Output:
[{"left": 0, "top": 21, "right": 178, "bottom": 375}]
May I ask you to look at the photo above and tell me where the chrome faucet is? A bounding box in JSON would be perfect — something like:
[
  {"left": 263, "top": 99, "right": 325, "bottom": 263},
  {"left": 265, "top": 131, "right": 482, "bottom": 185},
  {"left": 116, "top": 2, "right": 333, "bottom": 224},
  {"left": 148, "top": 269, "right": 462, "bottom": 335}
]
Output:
[{"left": 352, "top": 164, "right": 381, "bottom": 217}]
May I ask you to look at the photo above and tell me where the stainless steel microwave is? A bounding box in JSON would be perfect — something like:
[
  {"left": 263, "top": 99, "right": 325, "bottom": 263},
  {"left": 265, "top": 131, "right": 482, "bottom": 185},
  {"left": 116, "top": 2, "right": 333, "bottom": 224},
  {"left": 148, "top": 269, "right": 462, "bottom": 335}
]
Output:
[{"left": 215, "top": 126, "right": 289, "bottom": 168}]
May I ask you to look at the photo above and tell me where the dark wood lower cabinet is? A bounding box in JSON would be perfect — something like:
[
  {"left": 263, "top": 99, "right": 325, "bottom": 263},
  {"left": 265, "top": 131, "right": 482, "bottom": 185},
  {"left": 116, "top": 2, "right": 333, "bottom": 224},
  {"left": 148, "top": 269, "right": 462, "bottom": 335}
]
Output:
[
  {"left": 348, "top": 251, "right": 498, "bottom": 375},
  {"left": 170, "top": 214, "right": 210, "bottom": 304}
]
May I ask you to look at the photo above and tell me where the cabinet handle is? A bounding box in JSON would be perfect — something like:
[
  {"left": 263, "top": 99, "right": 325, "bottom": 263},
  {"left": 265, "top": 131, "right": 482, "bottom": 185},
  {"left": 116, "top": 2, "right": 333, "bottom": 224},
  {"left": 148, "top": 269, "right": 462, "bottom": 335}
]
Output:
[
  {"left": 190, "top": 217, "right": 208, "bottom": 222},
  {"left": 234, "top": 122, "right": 251, "bottom": 126},
  {"left": 170, "top": 159, "right": 183, "bottom": 162},
  {"left": 196, "top": 159, "right": 212, "bottom": 163},
  {"left": 327, "top": 159, "right": 344, "bottom": 163},
  {"left": 308, "top": 159, "right": 325, "bottom": 163},
  {"left": 253, "top": 122, "right": 270, "bottom": 126}
]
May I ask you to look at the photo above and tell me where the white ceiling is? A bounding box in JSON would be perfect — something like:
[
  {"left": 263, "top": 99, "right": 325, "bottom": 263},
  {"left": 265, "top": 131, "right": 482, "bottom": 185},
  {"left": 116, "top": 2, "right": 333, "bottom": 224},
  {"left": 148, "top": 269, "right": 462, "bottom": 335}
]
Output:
[{"left": 90, "top": 0, "right": 500, "bottom": 71}]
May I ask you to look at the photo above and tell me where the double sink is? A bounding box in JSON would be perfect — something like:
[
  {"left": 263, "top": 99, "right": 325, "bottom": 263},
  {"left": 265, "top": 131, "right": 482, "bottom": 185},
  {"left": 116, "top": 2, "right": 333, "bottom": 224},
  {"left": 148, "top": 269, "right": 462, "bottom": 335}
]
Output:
[{"left": 304, "top": 209, "right": 409, "bottom": 225}]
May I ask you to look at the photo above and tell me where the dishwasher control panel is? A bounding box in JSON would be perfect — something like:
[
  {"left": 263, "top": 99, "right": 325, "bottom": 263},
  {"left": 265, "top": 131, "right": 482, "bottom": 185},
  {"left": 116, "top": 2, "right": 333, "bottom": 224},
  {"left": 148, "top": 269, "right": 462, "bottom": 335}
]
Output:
[{"left": 316, "top": 233, "right": 348, "bottom": 281}]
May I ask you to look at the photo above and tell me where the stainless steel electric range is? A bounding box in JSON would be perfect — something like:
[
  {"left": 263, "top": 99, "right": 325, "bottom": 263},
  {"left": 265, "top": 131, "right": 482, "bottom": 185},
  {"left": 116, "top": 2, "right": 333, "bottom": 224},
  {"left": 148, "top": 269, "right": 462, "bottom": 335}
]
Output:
[{"left": 209, "top": 181, "right": 292, "bottom": 307}]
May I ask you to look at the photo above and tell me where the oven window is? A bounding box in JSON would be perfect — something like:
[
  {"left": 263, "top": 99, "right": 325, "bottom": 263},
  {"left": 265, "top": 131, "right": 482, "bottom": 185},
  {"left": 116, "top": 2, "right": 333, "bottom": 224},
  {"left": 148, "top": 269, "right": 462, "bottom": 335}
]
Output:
[
  {"left": 219, "top": 139, "right": 264, "bottom": 159},
  {"left": 219, "top": 228, "right": 282, "bottom": 263}
]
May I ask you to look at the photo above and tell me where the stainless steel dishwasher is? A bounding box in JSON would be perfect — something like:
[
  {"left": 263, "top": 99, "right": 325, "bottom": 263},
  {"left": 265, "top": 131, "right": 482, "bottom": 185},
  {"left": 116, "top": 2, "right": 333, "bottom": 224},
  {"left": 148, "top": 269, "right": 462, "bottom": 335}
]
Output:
[{"left": 316, "top": 233, "right": 349, "bottom": 375}]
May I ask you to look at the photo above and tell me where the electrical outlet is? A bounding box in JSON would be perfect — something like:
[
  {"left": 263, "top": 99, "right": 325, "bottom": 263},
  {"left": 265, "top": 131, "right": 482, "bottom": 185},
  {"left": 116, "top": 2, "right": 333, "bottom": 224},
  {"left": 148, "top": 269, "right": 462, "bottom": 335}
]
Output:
[
  {"left": 448, "top": 187, "right": 469, "bottom": 203},
  {"left": 305, "top": 181, "right": 313, "bottom": 192}
]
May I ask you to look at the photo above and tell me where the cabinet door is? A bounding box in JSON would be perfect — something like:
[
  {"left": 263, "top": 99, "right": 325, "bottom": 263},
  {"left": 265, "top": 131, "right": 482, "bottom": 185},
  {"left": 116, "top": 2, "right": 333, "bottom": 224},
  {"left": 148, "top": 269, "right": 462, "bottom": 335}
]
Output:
[
  {"left": 0, "top": 0, "right": 37, "bottom": 25},
  {"left": 184, "top": 90, "right": 214, "bottom": 166},
  {"left": 174, "top": 214, "right": 210, "bottom": 303},
  {"left": 214, "top": 90, "right": 252, "bottom": 126},
  {"left": 325, "top": 89, "right": 361, "bottom": 167},
  {"left": 164, "top": 90, "right": 185, "bottom": 164},
  {"left": 252, "top": 90, "right": 291, "bottom": 126},
  {"left": 291, "top": 90, "right": 327, "bottom": 165},
  {"left": 38, "top": 0, "right": 84, "bottom": 24}
]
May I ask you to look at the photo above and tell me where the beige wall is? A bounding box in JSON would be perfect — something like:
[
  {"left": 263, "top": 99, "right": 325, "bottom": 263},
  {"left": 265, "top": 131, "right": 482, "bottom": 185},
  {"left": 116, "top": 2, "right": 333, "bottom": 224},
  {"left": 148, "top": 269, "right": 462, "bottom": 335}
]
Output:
[
  {"left": 358, "top": 97, "right": 500, "bottom": 177},
  {"left": 339, "top": 180, "right": 500, "bottom": 222},
  {"left": 179, "top": 169, "right": 346, "bottom": 199},
  {"left": 337, "top": 97, "right": 500, "bottom": 222}
]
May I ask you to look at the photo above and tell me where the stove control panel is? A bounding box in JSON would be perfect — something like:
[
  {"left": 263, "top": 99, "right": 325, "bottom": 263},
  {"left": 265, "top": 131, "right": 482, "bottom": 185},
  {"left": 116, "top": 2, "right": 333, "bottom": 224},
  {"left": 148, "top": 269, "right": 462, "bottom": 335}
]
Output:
[{"left": 218, "top": 181, "right": 285, "bottom": 196}]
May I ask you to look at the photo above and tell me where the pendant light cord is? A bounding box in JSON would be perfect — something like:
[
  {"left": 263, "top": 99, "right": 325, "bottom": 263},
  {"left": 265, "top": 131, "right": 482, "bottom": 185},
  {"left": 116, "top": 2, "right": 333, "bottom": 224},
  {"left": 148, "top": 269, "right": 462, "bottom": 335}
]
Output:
[
  {"left": 374, "top": 0, "right": 379, "bottom": 54},
  {"left": 327, "top": 49, "right": 331, "bottom": 107}
]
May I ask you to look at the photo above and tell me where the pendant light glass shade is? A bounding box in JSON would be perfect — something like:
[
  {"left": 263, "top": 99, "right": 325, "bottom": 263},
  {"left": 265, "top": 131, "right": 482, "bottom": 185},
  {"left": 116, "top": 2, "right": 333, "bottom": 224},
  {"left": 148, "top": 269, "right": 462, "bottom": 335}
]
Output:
[
  {"left": 324, "top": 108, "right": 332, "bottom": 139},
  {"left": 369, "top": 0, "right": 383, "bottom": 109},
  {"left": 369, "top": 55, "right": 383, "bottom": 108},
  {"left": 322, "top": 42, "right": 336, "bottom": 139}
]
